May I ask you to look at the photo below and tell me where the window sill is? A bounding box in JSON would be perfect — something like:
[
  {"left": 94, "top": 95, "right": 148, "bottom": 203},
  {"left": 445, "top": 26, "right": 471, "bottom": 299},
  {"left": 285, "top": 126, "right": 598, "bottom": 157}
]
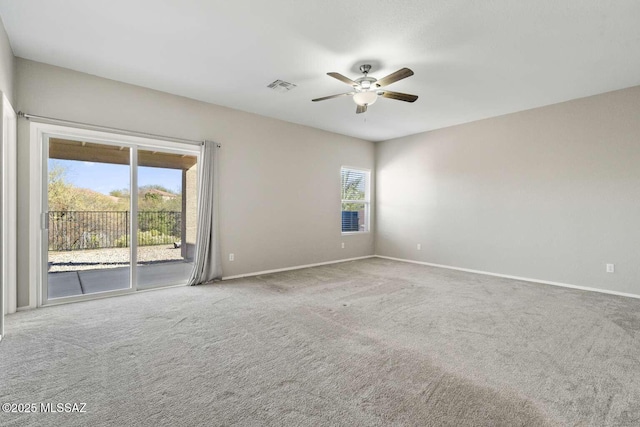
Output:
[{"left": 341, "top": 231, "right": 370, "bottom": 236}]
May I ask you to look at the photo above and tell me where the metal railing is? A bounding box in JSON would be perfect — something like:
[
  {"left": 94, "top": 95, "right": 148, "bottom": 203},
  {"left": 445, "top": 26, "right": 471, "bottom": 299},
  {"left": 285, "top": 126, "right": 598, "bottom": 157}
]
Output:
[{"left": 48, "top": 211, "right": 182, "bottom": 251}]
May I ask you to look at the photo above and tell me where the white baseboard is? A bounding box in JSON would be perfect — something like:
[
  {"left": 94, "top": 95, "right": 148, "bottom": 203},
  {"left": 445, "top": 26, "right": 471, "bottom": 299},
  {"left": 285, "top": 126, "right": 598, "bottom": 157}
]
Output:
[
  {"left": 17, "top": 254, "right": 635, "bottom": 309},
  {"left": 375, "top": 255, "right": 640, "bottom": 300},
  {"left": 222, "top": 255, "right": 376, "bottom": 280}
]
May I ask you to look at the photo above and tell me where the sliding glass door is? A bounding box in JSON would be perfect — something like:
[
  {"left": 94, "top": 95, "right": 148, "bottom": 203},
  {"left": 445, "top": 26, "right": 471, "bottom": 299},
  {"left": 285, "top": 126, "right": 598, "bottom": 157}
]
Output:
[
  {"left": 45, "top": 138, "right": 132, "bottom": 299},
  {"left": 43, "top": 134, "right": 199, "bottom": 303},
  {"left": 136, "top": 148, "right": 198, "bottom": 290}
]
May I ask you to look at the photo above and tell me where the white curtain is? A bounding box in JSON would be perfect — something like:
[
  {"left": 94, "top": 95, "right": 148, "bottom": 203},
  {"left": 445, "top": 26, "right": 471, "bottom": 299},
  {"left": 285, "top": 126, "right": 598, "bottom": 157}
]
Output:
[{"left": 187, "top": 140, "right": 222, "bottom": 285}]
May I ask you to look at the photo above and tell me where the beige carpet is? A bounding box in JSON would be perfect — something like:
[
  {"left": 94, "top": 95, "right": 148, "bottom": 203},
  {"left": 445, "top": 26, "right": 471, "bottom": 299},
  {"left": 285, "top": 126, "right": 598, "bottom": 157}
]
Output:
[{"left": 1, "top": 258, "right": 639, "bottom": 426}]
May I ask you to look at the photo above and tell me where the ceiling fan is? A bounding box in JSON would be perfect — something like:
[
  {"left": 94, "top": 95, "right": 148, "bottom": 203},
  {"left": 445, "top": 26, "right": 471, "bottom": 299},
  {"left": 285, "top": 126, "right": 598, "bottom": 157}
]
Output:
[{"left": 312, "top": 64, "right": 418, "bottom": 114}]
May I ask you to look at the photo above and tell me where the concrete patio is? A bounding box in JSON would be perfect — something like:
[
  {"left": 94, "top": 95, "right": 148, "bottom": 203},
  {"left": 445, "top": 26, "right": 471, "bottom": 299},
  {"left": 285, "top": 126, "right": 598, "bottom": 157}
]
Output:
[{"left": 48, "top": 261, "right": 193, "bottom": 299}]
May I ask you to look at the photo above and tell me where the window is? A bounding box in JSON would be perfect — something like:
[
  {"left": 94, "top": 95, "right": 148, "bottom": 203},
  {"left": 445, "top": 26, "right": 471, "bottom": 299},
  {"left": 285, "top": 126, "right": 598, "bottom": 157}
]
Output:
[{"left": 341, "top": 167, "right": 370, "bottom": 233}]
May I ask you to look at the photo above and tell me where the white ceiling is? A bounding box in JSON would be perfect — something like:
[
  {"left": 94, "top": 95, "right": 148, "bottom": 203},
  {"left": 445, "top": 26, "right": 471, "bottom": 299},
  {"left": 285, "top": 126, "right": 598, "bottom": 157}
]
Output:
[{"left": 1, "top": 0, "right": 640, "bottom": 142}]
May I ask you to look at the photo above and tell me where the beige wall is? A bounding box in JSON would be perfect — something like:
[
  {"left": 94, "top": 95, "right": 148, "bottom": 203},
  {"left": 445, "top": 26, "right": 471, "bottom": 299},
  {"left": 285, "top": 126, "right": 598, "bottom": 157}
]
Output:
[
  {"left": 0, "top": 17, "right": 14, "bottom": 105},
  {"left": 376, "top": 86, "right": 640, "bottom": 296},
  {"left": 16, "top": 59, "right": 375, "bottom": 308}
]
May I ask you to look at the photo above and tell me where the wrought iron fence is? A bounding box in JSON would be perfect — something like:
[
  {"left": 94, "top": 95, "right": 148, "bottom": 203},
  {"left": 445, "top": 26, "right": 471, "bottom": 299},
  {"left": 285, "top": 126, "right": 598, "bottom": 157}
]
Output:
[{"left": 48, "top": 211, "right": 182, "bottom": 251}]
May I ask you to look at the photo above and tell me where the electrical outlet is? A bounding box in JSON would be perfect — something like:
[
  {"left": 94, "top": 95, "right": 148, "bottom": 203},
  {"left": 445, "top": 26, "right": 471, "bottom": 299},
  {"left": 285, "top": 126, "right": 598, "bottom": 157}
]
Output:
[
  {"left": 417, "top": 243, "right": 422, "bottom": 250},
  {"left": 341, "top": 242, "right": 345, "bottom": 249},
  {"left": 606, "top": 264, "right": 614, "bottom": 273},
  {"left": 229, "top": 253, "right": 235, "bottom": 262}
]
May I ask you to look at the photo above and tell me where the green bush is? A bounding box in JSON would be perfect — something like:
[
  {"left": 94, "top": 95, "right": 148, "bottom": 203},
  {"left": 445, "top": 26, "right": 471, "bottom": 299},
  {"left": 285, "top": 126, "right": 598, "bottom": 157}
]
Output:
[{"left": 114, "top": 229, "right": 178, "bottom": 247}]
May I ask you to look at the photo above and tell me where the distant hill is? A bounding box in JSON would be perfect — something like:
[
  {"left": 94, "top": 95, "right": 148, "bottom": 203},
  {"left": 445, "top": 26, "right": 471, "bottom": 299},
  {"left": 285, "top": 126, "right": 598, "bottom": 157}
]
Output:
[
  {"left": 140, "top": 188, "right": 179, "bottom": 200},
  {"left": 49, "top": 185, "right": 122, "bottom": 212},
  {"left": 77, "top": 188, "right": 121, "bottom": 203}
]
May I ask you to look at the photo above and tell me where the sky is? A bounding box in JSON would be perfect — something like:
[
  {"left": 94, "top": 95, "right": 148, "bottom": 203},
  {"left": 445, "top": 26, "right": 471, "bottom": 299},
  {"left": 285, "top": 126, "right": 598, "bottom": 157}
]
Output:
[{"left": 51, "top": 159, "right": 183, "bottom": 195}]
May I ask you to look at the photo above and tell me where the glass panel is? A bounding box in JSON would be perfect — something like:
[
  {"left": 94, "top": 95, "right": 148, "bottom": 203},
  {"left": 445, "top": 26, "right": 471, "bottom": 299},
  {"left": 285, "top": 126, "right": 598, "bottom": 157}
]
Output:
[
  {"left": 47, "top": 138, "right": 131, "bottom": 299},
  {"left": 341, "top": 169, "right": 366, "bottom": 201},
  {"left": 136, "top": 149, "right": 197, "bottom": 290},
  {"left": 342, "top": 202, "right": 366, "bottom": 232}
]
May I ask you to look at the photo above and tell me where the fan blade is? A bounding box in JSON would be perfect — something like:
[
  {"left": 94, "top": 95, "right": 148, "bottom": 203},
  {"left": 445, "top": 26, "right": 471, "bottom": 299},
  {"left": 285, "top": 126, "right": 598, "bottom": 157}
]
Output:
[
  {"left": 381, "top": 91, "right": 418, "bottom": 103},
  {"left": 356, "top": 104, "right": 367, "bottom": 114},
  {"left": 328, "top": 72, "right": 359, "bottom": 87},
  {"left": 312, "top": 92, "right": 355, "bottom": 102},
  {"left": 374, "top": 68, "right": 414, "bottom": 88}
]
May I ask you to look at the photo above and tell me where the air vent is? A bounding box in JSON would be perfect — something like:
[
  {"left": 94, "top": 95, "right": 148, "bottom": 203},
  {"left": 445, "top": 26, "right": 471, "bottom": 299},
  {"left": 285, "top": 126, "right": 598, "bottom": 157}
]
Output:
[{"left": 267, "top": 80, "right": 297, "bottom": 93}]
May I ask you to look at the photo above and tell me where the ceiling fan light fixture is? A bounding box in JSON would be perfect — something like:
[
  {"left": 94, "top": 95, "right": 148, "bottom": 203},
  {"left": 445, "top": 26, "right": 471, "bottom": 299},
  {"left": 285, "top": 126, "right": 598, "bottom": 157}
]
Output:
[
  {"left": 313, "top": 65, "right": 417, "bottom": 113},
  {"left": 353, "top": 91, "right": 377, "bottom": 106}
]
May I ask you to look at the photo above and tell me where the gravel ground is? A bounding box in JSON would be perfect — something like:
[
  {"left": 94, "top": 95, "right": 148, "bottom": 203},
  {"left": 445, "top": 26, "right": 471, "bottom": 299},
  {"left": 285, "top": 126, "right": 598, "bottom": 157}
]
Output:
[{"left": 48, "top": 245, "right": 184, "bottom": 272}]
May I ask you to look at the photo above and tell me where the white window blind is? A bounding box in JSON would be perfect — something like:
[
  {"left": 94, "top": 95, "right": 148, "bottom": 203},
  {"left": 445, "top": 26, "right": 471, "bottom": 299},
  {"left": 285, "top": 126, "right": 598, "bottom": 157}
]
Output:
[{"left": 341, "top": 167, "right": 370, "bottom": 233}]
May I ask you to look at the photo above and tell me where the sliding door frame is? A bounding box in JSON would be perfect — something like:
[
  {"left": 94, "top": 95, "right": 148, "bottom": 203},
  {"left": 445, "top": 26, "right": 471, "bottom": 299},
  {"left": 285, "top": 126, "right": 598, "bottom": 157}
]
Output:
[{"left": 29, "top": 121, "right": 201, "bottom": 308}]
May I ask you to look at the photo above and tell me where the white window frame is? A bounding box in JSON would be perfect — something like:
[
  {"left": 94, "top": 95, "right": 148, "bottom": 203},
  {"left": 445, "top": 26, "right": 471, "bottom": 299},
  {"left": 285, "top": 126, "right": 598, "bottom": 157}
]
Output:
[
  {"left": 341, "top": 166, "right": 370, "bottom": 235},
  {"left": 29, "top": 121, "right": 201, "bottom": 308}
]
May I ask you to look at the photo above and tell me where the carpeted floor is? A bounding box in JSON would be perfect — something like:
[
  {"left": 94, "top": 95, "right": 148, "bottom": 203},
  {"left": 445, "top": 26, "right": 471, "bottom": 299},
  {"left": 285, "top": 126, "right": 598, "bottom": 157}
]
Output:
[{"left": 1, "top": 258, "right": 640, "bottom": 426}]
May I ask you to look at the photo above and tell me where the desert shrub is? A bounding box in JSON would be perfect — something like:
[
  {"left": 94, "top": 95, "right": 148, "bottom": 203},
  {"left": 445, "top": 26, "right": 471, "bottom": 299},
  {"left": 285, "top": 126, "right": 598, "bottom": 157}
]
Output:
[{"left": 115, "top": 230, "right": 178, "bottom": 247}]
